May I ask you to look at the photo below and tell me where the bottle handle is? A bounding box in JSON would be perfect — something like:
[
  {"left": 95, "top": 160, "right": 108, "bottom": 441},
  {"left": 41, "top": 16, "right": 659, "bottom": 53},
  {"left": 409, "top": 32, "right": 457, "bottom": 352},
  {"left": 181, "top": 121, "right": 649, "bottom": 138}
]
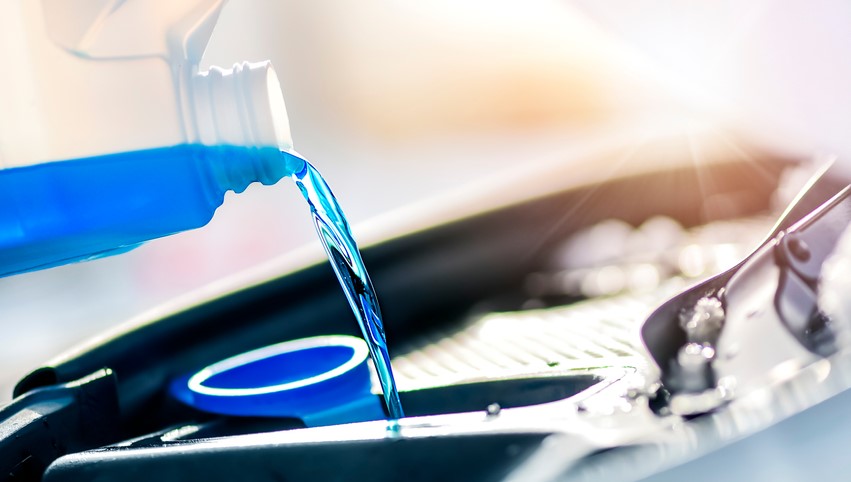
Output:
[{"left": 41, "top": 0, "right": 226, "bottom": 62}]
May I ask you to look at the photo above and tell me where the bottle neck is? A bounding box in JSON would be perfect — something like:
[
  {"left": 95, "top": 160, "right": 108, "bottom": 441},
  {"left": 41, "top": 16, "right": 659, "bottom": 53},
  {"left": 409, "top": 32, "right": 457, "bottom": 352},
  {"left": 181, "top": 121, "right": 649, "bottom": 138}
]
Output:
[
  {"left": 188, "top": 61, "right": 293, "bottom": 152},
  {"left": 187, "top": 61, "right": 299, "bottom": 193}
]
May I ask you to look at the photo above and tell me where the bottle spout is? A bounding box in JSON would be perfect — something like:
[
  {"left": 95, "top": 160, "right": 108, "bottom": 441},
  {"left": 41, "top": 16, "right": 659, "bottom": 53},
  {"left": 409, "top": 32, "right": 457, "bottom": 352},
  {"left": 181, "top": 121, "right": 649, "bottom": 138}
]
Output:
[{"left": 190, "top": 61, "right": 294, "bottom": 152}]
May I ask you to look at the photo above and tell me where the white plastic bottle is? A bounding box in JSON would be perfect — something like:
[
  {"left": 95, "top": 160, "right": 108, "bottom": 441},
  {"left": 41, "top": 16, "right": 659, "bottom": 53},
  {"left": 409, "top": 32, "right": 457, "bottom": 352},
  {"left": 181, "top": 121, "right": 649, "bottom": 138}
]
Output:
[{"left": 0, "top": 0, "right": 299, "bottom": 276}]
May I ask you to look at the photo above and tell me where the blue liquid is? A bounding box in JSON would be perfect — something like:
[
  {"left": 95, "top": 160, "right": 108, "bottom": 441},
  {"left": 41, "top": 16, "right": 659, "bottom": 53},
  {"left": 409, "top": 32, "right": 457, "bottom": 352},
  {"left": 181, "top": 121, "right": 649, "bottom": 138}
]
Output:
[
  {"left": 287, "top": 152, "right": 404, "bottom": 420},
  {"left": 0, "top": 144, "right": 295, "bottom": 276},
  {"left": 0, "top": 144, "right": 403, "bottom": 419}
]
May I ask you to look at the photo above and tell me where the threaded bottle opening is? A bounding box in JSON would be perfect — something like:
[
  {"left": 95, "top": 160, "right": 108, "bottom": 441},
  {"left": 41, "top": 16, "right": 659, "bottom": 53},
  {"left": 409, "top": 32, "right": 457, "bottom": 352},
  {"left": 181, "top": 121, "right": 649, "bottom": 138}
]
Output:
[{"left": 190, "top": 61, "right": 293, "bottom": 151}]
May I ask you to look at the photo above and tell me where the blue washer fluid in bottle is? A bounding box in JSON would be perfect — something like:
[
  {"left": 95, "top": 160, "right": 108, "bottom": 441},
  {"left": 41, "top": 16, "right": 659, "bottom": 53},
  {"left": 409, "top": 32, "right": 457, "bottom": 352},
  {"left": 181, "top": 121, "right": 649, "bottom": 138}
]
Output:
[
  {"left": 0, "top": 144, "right": 301, "bottom": 276},
  {"left": 0, "top": 56, "right": 297, "bottom": 277}
]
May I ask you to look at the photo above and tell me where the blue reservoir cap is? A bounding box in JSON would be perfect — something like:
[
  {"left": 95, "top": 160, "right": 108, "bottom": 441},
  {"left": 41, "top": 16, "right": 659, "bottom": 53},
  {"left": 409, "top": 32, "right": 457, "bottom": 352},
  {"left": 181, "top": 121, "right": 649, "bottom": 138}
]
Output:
[{"left": 170, "top": 335, "right": 386, "bottom": 427}]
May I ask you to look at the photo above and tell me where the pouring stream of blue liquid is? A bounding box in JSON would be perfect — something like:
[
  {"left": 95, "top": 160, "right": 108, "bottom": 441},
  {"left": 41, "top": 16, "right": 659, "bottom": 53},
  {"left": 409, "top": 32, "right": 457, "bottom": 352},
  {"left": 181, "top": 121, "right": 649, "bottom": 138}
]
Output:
[{"left": 285, "top": 151, "right": 404, "bottom": 420}]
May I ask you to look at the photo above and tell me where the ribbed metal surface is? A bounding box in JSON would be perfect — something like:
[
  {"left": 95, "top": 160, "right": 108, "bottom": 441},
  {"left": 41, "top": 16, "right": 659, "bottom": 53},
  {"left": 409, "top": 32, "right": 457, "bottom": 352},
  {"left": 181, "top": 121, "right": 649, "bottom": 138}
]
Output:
[{"left": 391, "top": 285, "right": 684, "bottom": 390}]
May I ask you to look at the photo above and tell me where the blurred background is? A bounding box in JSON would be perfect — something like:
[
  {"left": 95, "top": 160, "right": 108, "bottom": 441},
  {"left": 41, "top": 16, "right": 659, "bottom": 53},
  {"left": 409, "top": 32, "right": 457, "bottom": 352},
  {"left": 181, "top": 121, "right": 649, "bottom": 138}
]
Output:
[{"left": 2, "top": 0, "right": 851, "bottom": 397}]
